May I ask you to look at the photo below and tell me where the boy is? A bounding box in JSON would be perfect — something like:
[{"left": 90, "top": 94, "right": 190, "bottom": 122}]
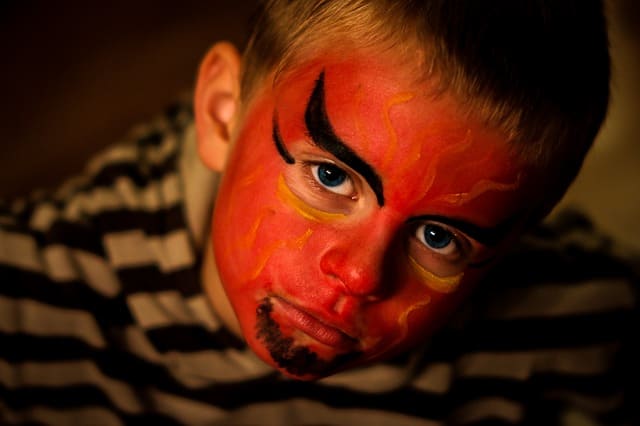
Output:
[{"left": 0, "top": 0, "right": 635, "bottom": 424}]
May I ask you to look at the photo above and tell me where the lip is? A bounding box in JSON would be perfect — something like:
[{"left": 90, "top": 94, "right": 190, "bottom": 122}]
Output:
[{"left": 272, "top": 296, "right": 358, "bottom": 350}]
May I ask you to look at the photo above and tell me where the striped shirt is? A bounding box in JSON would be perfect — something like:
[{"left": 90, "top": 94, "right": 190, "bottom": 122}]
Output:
[{"left": 0, "top": 100, "right": 637, "bottom": 425}]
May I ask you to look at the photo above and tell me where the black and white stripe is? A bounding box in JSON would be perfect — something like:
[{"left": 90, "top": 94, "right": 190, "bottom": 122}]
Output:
[{"left": 1, "top": 101, "right": 636, "bottom": 425}]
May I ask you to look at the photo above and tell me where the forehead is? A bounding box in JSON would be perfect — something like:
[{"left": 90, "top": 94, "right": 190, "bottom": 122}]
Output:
[{"left": 261, "top": 54, "right": 535, "bottom": 224}]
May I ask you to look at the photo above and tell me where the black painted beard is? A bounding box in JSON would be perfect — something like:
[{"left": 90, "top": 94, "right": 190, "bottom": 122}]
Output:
[{"left": 255, "top": 298, "right": 362, "bottom": 378}]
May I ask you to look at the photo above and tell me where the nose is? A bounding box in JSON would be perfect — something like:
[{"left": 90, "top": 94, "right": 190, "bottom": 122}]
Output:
[{"left": 319, "top": 215, "right": 400, "bottom": 299}]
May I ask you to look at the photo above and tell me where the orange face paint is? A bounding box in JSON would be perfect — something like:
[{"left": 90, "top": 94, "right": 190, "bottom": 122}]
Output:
[{"left": 210, "top": 53, "right": 540, "bottom": 380}]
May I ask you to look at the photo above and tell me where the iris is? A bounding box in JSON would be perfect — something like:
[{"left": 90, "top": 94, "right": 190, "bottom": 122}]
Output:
[
  {"left": 422, "top": 225, "right": 453, "bottom": 249},
  {"left": 316, "top": 164, "right": 347, "bottom": 187}
]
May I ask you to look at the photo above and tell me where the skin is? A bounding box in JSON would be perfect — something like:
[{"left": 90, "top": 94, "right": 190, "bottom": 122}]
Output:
[{"left": 200, "top": 49, "right": 542, "bottom": 381}]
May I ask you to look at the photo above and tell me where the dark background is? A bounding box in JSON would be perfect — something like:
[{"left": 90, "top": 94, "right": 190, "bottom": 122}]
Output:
[{"left": 0, "top": 0, "right": 256, "bottom": 198}]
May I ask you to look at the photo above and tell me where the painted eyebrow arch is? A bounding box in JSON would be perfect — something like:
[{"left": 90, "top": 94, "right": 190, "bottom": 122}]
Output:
[
  {"left": 272, "top": 112, "right": 295, "bottom": 165},
  {"left": 303, "top": 71, "right": 385, "bottom": 206},
  {"left": 410, "top": 214, "right": 516, "bottom": 247}
]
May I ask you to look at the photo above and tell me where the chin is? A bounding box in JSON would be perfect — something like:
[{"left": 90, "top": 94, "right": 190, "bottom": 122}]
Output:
[{"left": 250, "top": 297, "right": 364, "bottom": 380}]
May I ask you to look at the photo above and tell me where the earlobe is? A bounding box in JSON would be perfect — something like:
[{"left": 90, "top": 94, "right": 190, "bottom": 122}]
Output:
[{"left": 194, "top": 41, "right": 242, "bottom": 172}]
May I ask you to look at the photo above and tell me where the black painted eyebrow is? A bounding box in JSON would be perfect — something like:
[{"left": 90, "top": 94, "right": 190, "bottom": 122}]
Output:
[
  {"left": 304, "top": 71, "right": 385, "bottom": 206},
  {"left": 411, "top": 214, "right": 516, "bottom": 247},
  {"left": 272, "top": 112, "right": 295, "bottom": 164}
]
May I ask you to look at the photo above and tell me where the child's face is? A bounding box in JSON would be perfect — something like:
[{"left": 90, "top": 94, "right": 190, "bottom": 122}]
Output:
[{"left": 211, "top": 54, "right": 538, "bottom": 380}]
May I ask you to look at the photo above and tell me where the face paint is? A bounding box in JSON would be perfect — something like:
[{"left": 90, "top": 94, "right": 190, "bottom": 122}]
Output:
[
  {"left": 210, "top": 54, "right": 541, "bottom": 380},
  {"left": 381, "top": 91, "right": 415, "bottom": 169},
  {"left": 277, "top": 175, "right": 347, "bottom": 222},
  {"left": 303, "top": 71, "right": 385, "bottom": 206},
  {"left": 256, "top": 298, "right": 363, "bottom": 376}
]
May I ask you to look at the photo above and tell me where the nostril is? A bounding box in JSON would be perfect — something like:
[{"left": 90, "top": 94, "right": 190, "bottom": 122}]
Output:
[{"left": 320, "top": 247, "right": 384, "bottom": 298}]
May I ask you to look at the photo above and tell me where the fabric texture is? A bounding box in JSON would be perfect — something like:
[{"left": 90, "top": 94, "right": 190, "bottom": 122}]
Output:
[{"left": 0, "top": 101, "right": 637, "bottom": 425}]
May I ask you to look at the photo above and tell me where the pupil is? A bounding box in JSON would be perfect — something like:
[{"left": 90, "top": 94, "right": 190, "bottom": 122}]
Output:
[
  {"left": 318, "top": 164, "right": 346, "bottom": 187},
  {"left": 424, "top": 225, "right": 451, "bottom": 249}
]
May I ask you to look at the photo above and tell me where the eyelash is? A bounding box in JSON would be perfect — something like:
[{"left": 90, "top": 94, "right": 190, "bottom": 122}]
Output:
[
  {"left": 410, "top": 220, "right": 471, "bottom": 264},
  {"left": 299, "top": 161, "right": 470, "bottom": 257},
  {"left": 286, "top": 154, "right": 481, "bottom": 275},
  {"left": 302, "top": 160, "right": 357, "bottom": 199}
]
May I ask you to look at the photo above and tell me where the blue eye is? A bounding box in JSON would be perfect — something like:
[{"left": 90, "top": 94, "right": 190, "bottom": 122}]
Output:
[
  {"left": 316, "top": 164, "right": 346, "bottom": 187},
  {"left": 416, "top": 223, "right": 456, "bottom": 255},
  {"left": 423, "top": 225, "right": 452, "bottom": 249},
  {"left": 311, "top": 163, "right": 354, "bottom": 196}
]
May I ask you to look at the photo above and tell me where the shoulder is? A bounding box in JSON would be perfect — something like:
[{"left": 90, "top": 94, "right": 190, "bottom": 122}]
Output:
[{"left": 0, "top": 98, "right": 199, "bottom": 296}]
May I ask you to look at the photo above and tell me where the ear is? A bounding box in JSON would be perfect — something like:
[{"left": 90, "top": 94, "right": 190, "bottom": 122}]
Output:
[{"left": 194, "top": 41, "right": 242, "bottom": 172}]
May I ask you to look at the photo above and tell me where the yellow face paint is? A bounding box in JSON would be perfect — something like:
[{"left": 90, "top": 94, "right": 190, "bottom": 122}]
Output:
[
  {"left": 276, "top": 175, "right": 346, "bottom": 222},
  {"left": 382, "top": 92, "right": 415, "bottom": 169},
  {"left": 207, "top": 55, "right": 536, "bottom": 381},
  {"left": 240, "top": 209, "right": 274, "bottom": 249},
  {"left": 246, "top": 228, "right": 313, "bottom": 281},
  {"left": 408, "top": 256, "right": 463, "bottom": 294},
  {"left": 396, "top": 297, "right": 431, "bottom": 339},
  {"left": 435, "top": 173, "right": 522, "bottom": 206},
  {"left": 418, "top": 130, "right": 475, "bottom": 200}
]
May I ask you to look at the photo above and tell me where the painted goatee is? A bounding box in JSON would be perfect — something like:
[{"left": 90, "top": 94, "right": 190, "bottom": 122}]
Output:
[{"left": 255, "top": 298, "right": 362, "bottom": 377}]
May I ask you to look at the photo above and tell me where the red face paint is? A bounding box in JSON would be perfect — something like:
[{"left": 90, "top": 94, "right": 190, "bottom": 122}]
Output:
[{"left": 211, "top": 55, "right": 539, "bottom": 380}]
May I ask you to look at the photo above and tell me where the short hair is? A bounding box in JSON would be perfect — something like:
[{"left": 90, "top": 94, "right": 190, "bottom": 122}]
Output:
[{"left": 241, "top": 0, "right": 611, "bottom": 217}]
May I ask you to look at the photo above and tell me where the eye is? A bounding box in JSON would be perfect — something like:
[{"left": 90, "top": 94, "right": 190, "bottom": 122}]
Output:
[
  {"left": 311, "top": 163, "right": 354, "bottom": 196},
  {"left": 415, "top": 223, "right": 458, "bottom": 255}
]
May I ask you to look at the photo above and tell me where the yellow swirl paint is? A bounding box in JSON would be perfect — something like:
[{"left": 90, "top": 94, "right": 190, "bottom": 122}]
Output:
[
  {"left": 370, "top": 296, "right": 432, "bottom": 363},
  {"left": 245, "top": 228, "right": 313, "bottom": 281},
  {"left": 408, "top": 256, "right": 463, "bottom": 294},
  {"left": 382, "top": 92, "right": 415, "bottom": 169},
  {"left": 276, "top": 175, "right": 346, "bottom": 222},
  {"left": 419, "top": 130, "right": 475, "bottom": 200},
  {"left": 435, "top": 173, "right": 521, "bottom": 206},
  {"left": 240, "top": 209, "right": 274, "bottom": 248},
  {"left": 396, "top": 297, "right": 432, "bottom": 341}
]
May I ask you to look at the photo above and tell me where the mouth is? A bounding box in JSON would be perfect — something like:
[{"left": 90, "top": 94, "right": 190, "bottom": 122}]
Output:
[{"left": 271, "top": 296, "right": 359, "bottom": 351}]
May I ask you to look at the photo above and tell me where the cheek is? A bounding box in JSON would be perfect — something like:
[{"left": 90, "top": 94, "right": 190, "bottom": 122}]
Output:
[
  {"left": 361, "top": 263, "right": 477, "bottom": 358},
  {"left": 213, "top": 155, "right": 319, "bottom": 289},
  {"left": 212, "top": 148, "right": 283, "bottom": 283}
]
